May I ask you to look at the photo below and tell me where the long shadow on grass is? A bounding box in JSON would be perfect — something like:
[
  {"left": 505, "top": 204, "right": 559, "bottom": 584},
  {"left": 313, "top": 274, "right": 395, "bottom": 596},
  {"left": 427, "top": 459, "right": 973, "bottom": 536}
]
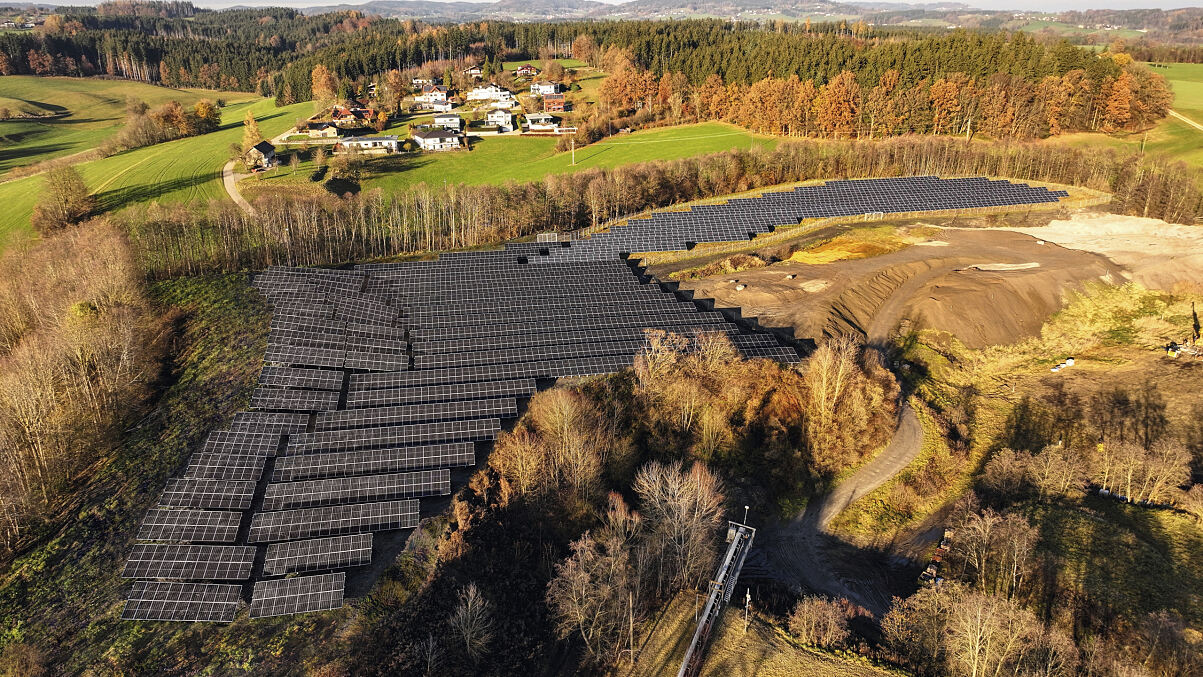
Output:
[{"left": 93, "top": 170, "right": 221, "bottom": 212}]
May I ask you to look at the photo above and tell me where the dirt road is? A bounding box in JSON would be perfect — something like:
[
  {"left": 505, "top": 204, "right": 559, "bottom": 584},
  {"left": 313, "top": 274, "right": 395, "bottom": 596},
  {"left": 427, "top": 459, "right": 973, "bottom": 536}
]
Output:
[
  {"left": 222, "top": 159, "right": 254, "bottom": 215},
  {"left": 754, "top": 404, "right": 921, "bottom": 617},
  {"left": 1170, "top": 109, "right": 1203, "bottom": 133}
]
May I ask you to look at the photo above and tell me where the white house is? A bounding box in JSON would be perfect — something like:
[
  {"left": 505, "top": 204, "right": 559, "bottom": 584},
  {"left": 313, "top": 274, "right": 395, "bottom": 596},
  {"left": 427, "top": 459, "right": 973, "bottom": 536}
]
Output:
[
  {"left": 246, "top": 140, "right": 276, "bottom": 168},
  {"left": 462, "top": 65, "right": 483, "bottom": 79},
  {"left": 338, "top": 135, "right": 400, "bottom": 153},
  {"left": 433, "top": 113, "right": 464, "bottom": 131},
  {"left": 525, "top": 112, "right": 559, "bottom": 132},
  {"left": 530, "top": 81, "right": 561, "bottom": 96},
  {"left": 431, "top": 101, "right": 455, "bottom": 113},
  {"left": 466, "top": 84, "right": 512, "bottom": 101},
  {"left": 487, "top": 109, "right": 514, "bottom": 132},
  {"left": 412, "top": 77, "right": 433, "bottom": 86},
  {"left": 415, "top": 84, "right": 449, "bottom": 103},
  {"left": 412, "top": 129, "right": 463, "bottom": 151}
]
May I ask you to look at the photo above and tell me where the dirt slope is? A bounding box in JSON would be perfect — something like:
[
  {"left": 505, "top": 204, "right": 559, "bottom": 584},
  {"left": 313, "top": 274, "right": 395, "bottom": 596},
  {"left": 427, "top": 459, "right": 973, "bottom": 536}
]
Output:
[{"left": 678, "top": 227, "right": 1124, "bottom": 348}]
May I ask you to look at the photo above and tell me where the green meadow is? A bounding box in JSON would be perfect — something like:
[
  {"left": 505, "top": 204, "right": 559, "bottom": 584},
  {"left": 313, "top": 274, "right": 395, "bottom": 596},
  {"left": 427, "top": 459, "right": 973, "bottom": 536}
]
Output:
[
  {"left": 242, "top": 122, "right": 775, "bottom": 198},
  {"left": 0, "top": 76, "right": 255, "bottom": 175},
  {"left": 0, "top": 97, "right": 310, "bottom": 246}
]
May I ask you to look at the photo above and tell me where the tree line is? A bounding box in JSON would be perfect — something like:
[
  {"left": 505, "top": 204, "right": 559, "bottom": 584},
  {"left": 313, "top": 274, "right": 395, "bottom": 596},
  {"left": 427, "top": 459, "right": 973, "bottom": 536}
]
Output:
[
  {"left": 0, "top": 220, "right": 164, "bottom": 550},
  {"left": 118, "top": 136, "right": 1202, "bottom": 280},
  {"left": 595, "top": 50, "right": 1169, "bottom": 139}
]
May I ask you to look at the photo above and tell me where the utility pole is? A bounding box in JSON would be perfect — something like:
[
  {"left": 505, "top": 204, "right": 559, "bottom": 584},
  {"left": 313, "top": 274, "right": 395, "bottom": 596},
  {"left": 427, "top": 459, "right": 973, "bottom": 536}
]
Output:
[{"left": 743, "top": 589, "right": 751, "bottom": 634}]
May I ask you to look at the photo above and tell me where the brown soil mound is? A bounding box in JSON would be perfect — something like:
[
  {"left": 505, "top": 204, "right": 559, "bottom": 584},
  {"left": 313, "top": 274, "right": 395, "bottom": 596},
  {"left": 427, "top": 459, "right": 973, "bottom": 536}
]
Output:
[{"left": 674, "top": 228, "right": 1125, "bottom": 348}]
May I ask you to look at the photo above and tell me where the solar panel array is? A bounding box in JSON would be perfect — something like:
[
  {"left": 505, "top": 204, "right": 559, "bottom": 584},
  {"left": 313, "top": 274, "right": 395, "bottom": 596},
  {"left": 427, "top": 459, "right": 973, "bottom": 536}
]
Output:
[{"left": 123, "top": 175, "right": 1062, "bottom": 622}]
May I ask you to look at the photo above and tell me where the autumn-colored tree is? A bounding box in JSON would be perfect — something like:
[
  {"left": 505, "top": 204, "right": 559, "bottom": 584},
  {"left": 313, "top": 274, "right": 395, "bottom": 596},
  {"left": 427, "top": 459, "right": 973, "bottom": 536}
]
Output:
[
  {"left": 571, "top": 33, "right": 597, "bottom": 66},
  {"left": 241, "top": 110, "right": 262, "bottom": 151},
  {"left": 30, "top": 165, "right": 94, "bottom": 234},
  {"left": 310, "top": 64, "right": 338, "bottom": 113},
  {"left": 1101, "top": 72, "right": 1133, "bottom": 132},
  {"left": 0, "top": 53, "right": 11, "bottom": 76},
  {"left": 814, "top": 70, "right": 860, "bottom": 138},
  {"left": 192, "top": 99, "right": 221, "bottom": 134},
  {"left": 383, "top": 69, "right": 405, "bottom": 112},
  {"left": 929, "top": 75, "right": 963, "bottom": 135}
]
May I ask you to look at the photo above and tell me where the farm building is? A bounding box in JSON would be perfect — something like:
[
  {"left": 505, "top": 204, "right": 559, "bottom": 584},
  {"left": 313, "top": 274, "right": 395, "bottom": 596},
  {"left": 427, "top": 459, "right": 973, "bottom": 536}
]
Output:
[
  {"left": 338, "top": 136, "right": 400, "bottom": 153},
  {"left": 412, "top": 129, "right": 463, "bottom": 151}
]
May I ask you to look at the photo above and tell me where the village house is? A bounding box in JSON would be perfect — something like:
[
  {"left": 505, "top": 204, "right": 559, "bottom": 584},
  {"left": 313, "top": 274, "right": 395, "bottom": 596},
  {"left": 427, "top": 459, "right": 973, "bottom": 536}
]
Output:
[
  {"left": 412, "top": 77, "right": 433, "bottom": 87},
  {"left": 525, "top": 112, "right": 559, "bottom": 132},
  {"left": 487, "top": 109, "right": 514, "bottom": 132},
  {"left": 530, "top": 81, "right": 561, "bottom": 96},
  {"left": 431, "top": 101, "right": 455, "bottom": 113},
  {"left": 337, "top": 135, "right": 401, "bottom": 153},
  {"left": 433, "top": 113, "right": 464, "bottom": 131},
  {"left": 515, "top": 64, "right": 539, "bottom": 77},
  {"left": 543, "top": 93, "right": 568, "bottom": 113},
  {"left": 415, "top": 84, "right": 449, "bottom": 104},
  {"left": 332, "top": 106, "right": 375, "bottom": 128},
  {"left": 245, "top": 140, "right": 276, "bottom": 168},
  {"left": 462, "top": 65, "right": 483, "bottom": 79},
  {"left": 300, "top": 121, "right": 340, "bottom": 139},
  {"left": 412, "top": 129, "right": 463, "bottom": 151},
  {"left": 466, "top": 84, "right": 513, "bottom": 101}
]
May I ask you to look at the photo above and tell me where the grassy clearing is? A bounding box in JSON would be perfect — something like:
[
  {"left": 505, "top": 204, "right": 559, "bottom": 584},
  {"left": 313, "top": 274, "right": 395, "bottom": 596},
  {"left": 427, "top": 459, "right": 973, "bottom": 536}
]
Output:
[
  {"left": 1027, "top": 494, "right": 1203, "bottom": 626},
  {"left": 629, "top": 591, "right": 898, "bottom": 677},
  {"left": 1016, "top": 19, "right": 1144, "bottom": 40},
  {"left": 0, "top": 275, "right": 344, "bottom": 673},
  {"left": 0, "top": 98, "right": 310, "bottom": 247},
  {"left": 501, "top": 58, "right": 585, "bottom": 71},
  {"left": 0, "top": 76, "right": 255, "bottom": 176},
  {"left": 242, "top": 122, "right": 776, "bottom": 196}
]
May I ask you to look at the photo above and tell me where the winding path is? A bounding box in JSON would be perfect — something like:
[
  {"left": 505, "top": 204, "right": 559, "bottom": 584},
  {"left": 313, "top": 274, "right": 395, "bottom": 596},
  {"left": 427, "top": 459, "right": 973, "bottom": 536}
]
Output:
[
  {"left": 755, "top": 404, "right": 922, "bottom": 617},
  {"left": 1169, "top": 109, "right": 1203, "bottom": 133},
  {"left": 222, "top": 159, "right": 255, "bottom": 215}
]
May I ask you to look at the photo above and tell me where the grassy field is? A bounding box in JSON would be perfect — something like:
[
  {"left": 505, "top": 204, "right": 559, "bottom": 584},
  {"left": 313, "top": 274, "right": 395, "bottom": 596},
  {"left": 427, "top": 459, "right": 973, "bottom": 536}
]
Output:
[
  {"left": 0, "top": 97, "right": 310, "bottom": 246},
  {"left": 1016, "top": 19, "right": 1145, "bottom": 40},
  {"left": 502, "top": 58, "right": 586, "bottom": 71},
  {"left": 1051, "top": 61, "right": 1203, "bottom": 167},
  {"left": 244, "top": 122, "right": 775, "bottom": 197},
  {"left": 631, "top": 591, "right": 898, "bottom": 677},
  {"left": 0, "top": 76, "right": 255, "bottom": 176}
]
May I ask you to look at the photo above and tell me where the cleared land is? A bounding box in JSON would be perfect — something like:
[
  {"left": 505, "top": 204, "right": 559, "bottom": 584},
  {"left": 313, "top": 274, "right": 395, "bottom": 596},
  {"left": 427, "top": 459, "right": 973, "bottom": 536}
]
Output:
[
  {"left": 0, "top": 97, "right": 310, "bottom": 246},
  {"left": 0, "top": 76, "right": 255, "bottom": 175}
]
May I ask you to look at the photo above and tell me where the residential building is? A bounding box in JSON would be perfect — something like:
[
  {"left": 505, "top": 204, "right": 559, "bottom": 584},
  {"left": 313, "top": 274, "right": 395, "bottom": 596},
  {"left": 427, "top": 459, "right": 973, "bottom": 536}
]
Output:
[
  {"left": 467, "top": 84, "right": 512, "bottom": 101},
  {"left": 462, "top": 65, "right": 483, "bottom": 79},
  {"left": 246, "top": 140, "right": 276, "bottom": 167},
  {"left": 412, "top": 129, "right": 463, "bottom": 151},
  {"left": 415, "top": 84, "right": 449, "bottom": 103},
  {"left": 530, "top": 81, "right": 561, "bottom": 96},
  {"left": 338, "top": 135, "right": 400, "bottom": 153},
  {"left": 543, "top": 93, "right": 569, "bottom": 113},
  {"left": 434, "top": 113, "right": 464, "bottom": 131},
  {"left": 412, "top": 77, "right": 433, "bottom": 87},
  {"left": 515, "top": 64, "right": 539, "bottom": 77},
  {"left": 301, "top": 121, "right": 340, "bottom": 139},
  {"left": 525, "top": 112, "right": 558, "bottom": 132},
  {"left": 431, "top": 101, "right": 455, "bottom": 113},
  {"left": 487, "top": 109, "right": 514, "bottom": 132},
  {"left": 332, "top": 106, "right": 374, "bottom": 128}
]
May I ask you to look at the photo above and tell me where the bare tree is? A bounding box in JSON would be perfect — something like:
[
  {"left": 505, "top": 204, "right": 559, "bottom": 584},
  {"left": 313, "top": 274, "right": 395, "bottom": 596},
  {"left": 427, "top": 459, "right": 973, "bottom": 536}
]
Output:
[
  {"left": 632, "top": 460, "right": 725, "bottom": 590},
  {"left": 449, "top": 583, "right": 493, "bottom": 662},
  {"left": 418, "top": 632, "right": 441, "bottom": 677},
  {"left": 788, "top": 595, "right": 851, "bottom": 648}
]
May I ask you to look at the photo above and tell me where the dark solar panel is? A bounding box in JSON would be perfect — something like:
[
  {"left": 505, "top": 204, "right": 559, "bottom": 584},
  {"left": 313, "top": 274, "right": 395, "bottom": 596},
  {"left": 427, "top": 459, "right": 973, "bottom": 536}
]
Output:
[
  {"left": 136, "top": 508, "right": 242, "bottom": 543},
  {"left": 262, "top": 534, "right": 372, "bottom": 576},
  {"left": 249, "top": 573, "right": 345, "bottom": 618},
  {"left": 122, "top": 581, "right": 242, "bottom": 622},
  {"left": 122, "top": 544, "right": 257, "bottom": 580}
]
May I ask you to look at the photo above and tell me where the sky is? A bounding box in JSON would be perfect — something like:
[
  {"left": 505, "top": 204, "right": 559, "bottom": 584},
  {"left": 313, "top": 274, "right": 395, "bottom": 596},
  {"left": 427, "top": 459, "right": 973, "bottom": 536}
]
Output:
[{"left": 187, "top": 0, "right": 1199, "bottom": 10}]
